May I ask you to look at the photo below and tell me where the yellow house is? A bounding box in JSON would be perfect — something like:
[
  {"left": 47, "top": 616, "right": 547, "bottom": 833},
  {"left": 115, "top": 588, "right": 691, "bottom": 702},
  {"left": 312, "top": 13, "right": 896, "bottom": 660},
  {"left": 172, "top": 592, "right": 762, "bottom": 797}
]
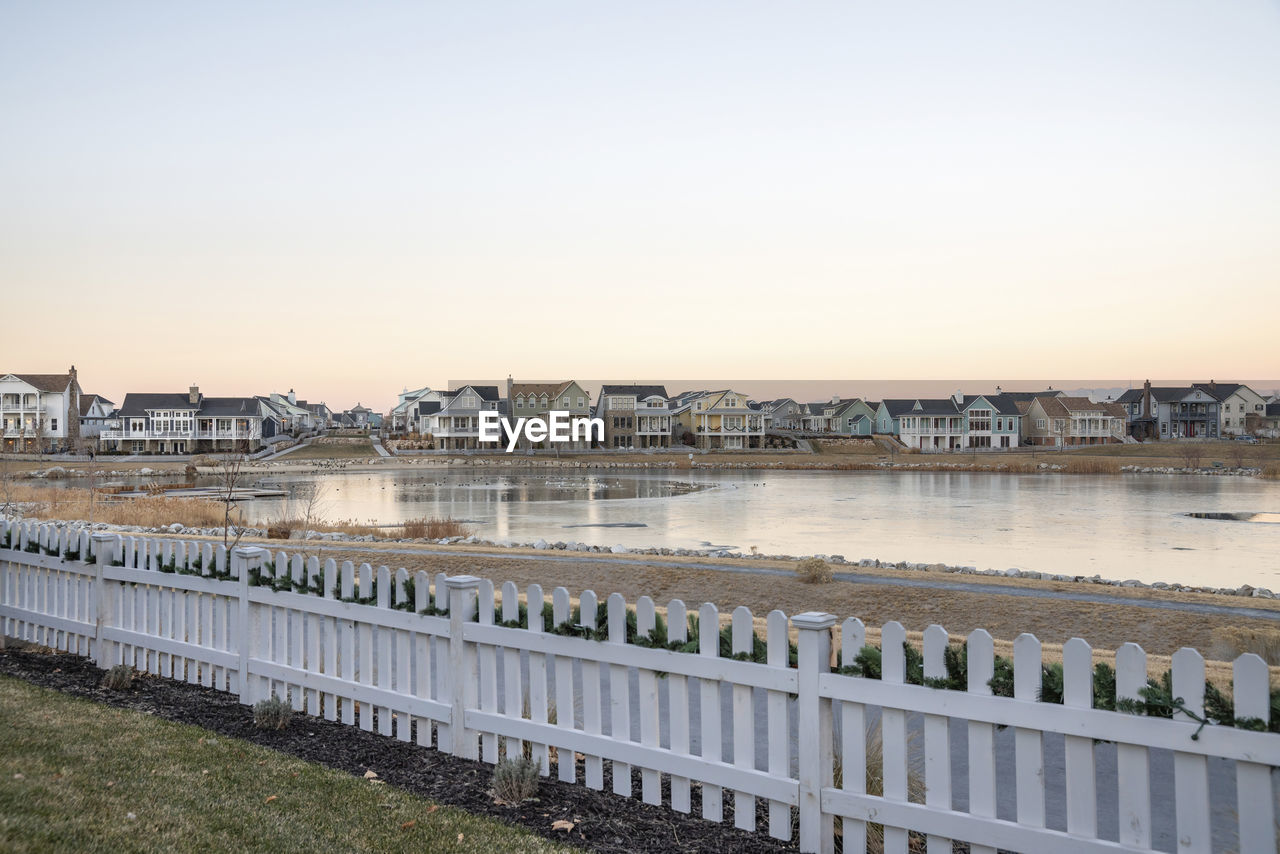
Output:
[{"left": 673, "top": 390, "right": 768, "bottom": 450}]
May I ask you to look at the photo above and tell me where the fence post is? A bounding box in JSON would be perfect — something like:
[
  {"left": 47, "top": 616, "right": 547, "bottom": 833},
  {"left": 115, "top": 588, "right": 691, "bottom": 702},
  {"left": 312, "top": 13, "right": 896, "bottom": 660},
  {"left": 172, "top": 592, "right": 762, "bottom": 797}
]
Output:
[
  {"left": 233, "top": 545, "right": 267, "bottom": 705},
  {"left": 446, "top": 575, "right": 481, "bottom": 760},
  {"left": 91, "top": 531, "right": 118, "bottom": 668},
  {"left": 795, "top": 611, "right": 836, "bottom": 854}
]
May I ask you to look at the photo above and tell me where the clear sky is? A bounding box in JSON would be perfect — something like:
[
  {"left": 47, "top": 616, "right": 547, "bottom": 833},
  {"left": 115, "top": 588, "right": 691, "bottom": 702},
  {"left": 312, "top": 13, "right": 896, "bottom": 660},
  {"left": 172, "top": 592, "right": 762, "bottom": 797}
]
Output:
[{"left": 2, "top": 1, "right": 1278, "bottom": 409}]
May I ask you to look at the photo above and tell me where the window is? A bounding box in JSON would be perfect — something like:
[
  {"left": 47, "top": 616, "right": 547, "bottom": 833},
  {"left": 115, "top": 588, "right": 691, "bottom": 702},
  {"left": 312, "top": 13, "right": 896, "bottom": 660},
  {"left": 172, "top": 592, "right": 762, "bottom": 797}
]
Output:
[
  {"left": 577, "top": 396, "right": 584, "bottom": 408},
  {"left": 1035, "top": 418, "right": 1046, "bottom": 429},
  {"left": 516, "top": 398, "right": 523, "bottom": 409},
  {"left": 1161, "top": 422, "right": 1168, "bottom": 435},
  {"left": 460, "top": 395, "right": 476, "bottom": 408},
  {"left": 50, "top": 418, "right": 58, "bottom": 431}
]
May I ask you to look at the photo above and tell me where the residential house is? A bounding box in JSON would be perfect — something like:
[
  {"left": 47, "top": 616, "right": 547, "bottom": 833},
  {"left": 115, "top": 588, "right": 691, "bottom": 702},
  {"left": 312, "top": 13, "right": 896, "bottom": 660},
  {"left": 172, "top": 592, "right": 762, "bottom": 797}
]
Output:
[
  {"left": 505, "top": 379, "right": 594, "bottom": 451},
  {"left": 419, "top": 385, "right": 502, "bottom": 450},
  {"left": 345, "top": 404, "right": 373, "bottom": 428},
  {"left": 388, "top": 386, "right": 432, "bottom": 435},
  {"left": 1115, "top": 381, "right": 1222, "bottom": 440},
  {"left": 595, "top": 385, "right": 672, "bottom": 449},
  {"left": 78, "top": 394, "right": 116, "bottom": 442},
  {"left": 959, "top": 394, "right": 1023, "bottom": 449},
  {"left": 100, "top": 385, "right": 270, "bottom": 454},
  {"left": 874, "top": 400, "right": 916, "bottom": 437},
  {"left": 1193, "top": 382, "right": 1267, "bottom": 436},
  {"left": 799, "top": 400, "right": 837, "bottom": 433},
  {"left": 672, "top": 390, "right": 768, "bottom": 450},
  {"left": 897, "top": 399, "right": 966, "bottom": 451},
  {"left": 1022, "top": 396, "right": 1127, "bottom": 447},
  {"left": 0, "top": 367, "right": 83, "bottom": 453},
  {"left": 260, "top": 390, "right": 316, "bottom": 435},
  {"left": 829, "top": 399, "right": 878, "bottom": 436},
  {"left": 762, "top": 399, "right": 804, "bottom": 431}
]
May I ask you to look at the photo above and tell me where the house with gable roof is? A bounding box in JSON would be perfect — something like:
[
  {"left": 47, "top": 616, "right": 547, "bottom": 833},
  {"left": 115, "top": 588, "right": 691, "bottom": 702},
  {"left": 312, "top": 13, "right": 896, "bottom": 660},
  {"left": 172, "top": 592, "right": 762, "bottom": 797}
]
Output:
[
  {"left": 419, "top": 385, "right": 502, "bottom": 450},
  {"left": 595, "top": 385, "right": 672, "bottom": 449},
  {"left": 0, "top": 366, "right": 83, "bottom": 452},
  {"left": 505, "top": 379, "right": 593, "bottom": 451},
  {"left": 672, "top": 389, "right": 768, "bottom": 450}
]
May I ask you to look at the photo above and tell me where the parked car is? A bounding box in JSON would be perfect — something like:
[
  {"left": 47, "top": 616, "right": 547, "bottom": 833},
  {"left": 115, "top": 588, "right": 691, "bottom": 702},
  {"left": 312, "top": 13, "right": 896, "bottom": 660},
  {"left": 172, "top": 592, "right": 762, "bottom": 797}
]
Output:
[{"left": 1233, "top": 435, "right": 1259, "bottom": 444}]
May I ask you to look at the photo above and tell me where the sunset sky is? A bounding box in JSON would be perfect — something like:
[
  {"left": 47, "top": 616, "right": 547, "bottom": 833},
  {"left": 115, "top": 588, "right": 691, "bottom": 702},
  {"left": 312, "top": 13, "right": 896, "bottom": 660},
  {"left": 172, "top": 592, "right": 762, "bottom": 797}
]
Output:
[{"left": 3, "top": 2, "right": 1278, "bottom": 410}]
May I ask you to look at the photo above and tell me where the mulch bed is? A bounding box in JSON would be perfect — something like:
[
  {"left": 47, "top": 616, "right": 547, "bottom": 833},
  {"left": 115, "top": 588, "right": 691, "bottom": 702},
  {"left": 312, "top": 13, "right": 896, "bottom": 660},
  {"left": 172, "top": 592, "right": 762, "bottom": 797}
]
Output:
[{"left": 0, "top": 645, "right": 798, "bottom": 854}]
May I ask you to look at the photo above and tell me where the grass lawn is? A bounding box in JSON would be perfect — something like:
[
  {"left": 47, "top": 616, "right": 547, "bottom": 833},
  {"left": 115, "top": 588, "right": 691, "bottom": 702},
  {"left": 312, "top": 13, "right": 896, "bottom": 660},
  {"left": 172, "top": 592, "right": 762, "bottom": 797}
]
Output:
[
  {"left": 0, "top": 676, "right": 573, "bottom": 854},
  {"left": 285, "top": 440, "right": 379, "bottom": 460}
]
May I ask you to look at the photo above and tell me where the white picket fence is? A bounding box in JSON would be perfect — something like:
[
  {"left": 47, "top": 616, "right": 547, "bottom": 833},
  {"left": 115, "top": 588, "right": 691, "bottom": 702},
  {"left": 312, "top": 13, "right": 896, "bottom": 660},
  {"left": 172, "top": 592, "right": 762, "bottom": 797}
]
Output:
[{"left": 1, "top": 518, "right": 1277, "bottom": 853}]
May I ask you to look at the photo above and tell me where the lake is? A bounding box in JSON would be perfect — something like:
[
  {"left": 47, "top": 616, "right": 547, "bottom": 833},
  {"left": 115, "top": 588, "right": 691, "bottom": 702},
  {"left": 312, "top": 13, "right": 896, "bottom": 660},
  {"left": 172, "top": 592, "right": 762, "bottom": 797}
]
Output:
[{"left": 222, "top": 468, "right": 1280, "bottom": 589}]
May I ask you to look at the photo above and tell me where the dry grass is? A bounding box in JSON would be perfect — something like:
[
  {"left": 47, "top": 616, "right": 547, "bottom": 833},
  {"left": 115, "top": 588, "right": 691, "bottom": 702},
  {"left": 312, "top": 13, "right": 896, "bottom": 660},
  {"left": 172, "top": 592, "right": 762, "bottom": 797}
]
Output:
[
  {"left": 9, "top": 483, "right": 232, "bottom": 529},
  {"left": 400, "top": 517, "right": 472, "bottom": 539},
  {"left": 1210, "top": 625, "right": 1280, "bottom": 666},
  {"left": 1261, "top": 463, "right": 1280, "bottom": 480},
  {"left": 285, "top": 441, "right": 378, "bottom": 460}
]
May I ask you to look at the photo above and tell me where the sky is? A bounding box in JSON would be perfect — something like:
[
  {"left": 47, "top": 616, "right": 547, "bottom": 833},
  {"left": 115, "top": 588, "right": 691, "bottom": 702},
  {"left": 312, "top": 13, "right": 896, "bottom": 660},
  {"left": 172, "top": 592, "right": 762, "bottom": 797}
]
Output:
[{"left": 2, "top": 1, "right": 1278, "bottom": 410}]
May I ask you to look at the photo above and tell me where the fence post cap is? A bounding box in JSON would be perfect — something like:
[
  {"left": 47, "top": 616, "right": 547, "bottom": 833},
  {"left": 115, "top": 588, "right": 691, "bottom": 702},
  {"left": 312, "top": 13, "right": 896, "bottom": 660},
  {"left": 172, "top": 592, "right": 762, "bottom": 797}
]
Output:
[
  {"left": 232, "top": 546, "right": 268, "bottom": 558},
  {"left": 444, "top": 574, "right": 482, "bottom": 589},
  {"left": 792, "top": 611, "right": 837, "bottom": 630},
  {"left": 90, "top": 531, "right": 116, "bottom": 541}
]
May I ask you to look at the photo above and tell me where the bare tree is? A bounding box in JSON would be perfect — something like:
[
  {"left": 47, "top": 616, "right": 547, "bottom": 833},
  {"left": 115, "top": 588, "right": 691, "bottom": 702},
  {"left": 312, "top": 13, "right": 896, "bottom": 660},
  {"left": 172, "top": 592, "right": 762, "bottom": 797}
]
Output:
[
  {"left": 1176, "top": 441, "right": 1204, "bottom": 469},
  {"left": 0, "top": 446, "right": 17, "bottom": 519},
  {"left": 216, "top": 440, "right": 251, "bottom": 550}
]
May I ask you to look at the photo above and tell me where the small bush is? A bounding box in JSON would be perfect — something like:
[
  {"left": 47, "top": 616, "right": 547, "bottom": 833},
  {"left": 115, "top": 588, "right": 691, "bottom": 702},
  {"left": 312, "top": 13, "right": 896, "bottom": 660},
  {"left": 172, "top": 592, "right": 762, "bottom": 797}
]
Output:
[
  {"left": 491, "top": 757, "right": 540, "bottom": 804},
  {"left": 101, "top": 664, "right": 134, "bottom": 691},
  {"left": 253, "top": 696, "right": 293, "bottom": 731},
  {"left": 796, "top": 556, "right": 833, "bottom": 584},
  {"left": 266, "top": 519, "right": 295, "bottom": 540}
]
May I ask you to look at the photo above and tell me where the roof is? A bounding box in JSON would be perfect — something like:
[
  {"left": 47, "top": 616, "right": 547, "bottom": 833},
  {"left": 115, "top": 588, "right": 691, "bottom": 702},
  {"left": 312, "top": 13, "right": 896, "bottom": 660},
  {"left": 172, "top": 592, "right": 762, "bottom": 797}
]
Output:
[
  {"left": 1266, "top": 403, "right": 1280, "bottom": 417},
  {"left": 199, "top": 397, "right": 261, "bottom": 417},
  {"left": 599, "top": 384, "right": 668, "bottom": 400},
  {"left": 1035, "top": 396, "right": 1123, "bottom": 418},
  {"left": 78, "top": 394, "right": 113, "bottom": 416},
  {"left": 878, "top": 399, "right": 917, "bottom": 418},
  {"left": 962, "top": 394, "right": 1021, "bottom": 416},
  {"left": 117, "top": 393, "right": 201, "bottom": 417},
  {"left": 415, "top": 401, "right": 441, "bottom": 416},
  {"left": 907, "top": 399, "right": 961, "bottom": 416},
  {"left": 1192, "top": 383, "right": 1245, "bottom": 400},
  {"left": 510, "top": 381, "right": 577, "bottom": 400},
  {"left": 997, "top": 390, "right": 1062, "bottom": 403},
  {"left": 5, "top": 373, "right": 73, "bottom": 393}
]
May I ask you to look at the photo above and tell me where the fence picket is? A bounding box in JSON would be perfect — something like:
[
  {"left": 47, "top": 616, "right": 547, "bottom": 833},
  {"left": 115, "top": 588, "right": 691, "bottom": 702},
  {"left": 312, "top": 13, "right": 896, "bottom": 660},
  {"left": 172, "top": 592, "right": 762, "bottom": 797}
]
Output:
[
  {"left": 1063, "top": 637, "right": 1097, "bottom": 838},
  {"left": 527, "top": 584, "right": 549, "bottom": 775},
  {"left": 553, "top": 587, "right": 576, "bottom": 782},
  {"left": 580, "top": 589, "right": 603, "bottom": 789},
  {"left": 699, "top": 602, "right": 723, "bottom": 821},
  {"left": 339, "top": 561, "right": 356, "bottom": 726},
  {"left": 1013, "top": 633, "right": 1045, "bottom": 831},
  {"left": 323, "top": 559, "right": 340, "bottom": 722},
  {"left": 375, "top": 566, "right": 393, "bottom": 735},
  {"left": 638, "top": 596, "right": 660, "bottom": 805},
  {"left": 306, "top": 557, "right": 322, "bottom": 715},
  {"left": 966, "top": 629, "right": 996, "bottom": 854},
  {"left": 290, "top": 555, "right": 307, "bottom": 712},
  {"left": 1171, "top": 648, "right": 1210, "bottom": 854},
  {"left": 479, "top": 578, "right": 498, "bottom": 762},
  {"left": 1114, "top": 643, "right": 1150, "bottom": 849},
  {"left": 394, "top": 568, "right": 412, "bottom": 742},
  {"left": 1233, "top": 653, "right": 1273, "bottom": 853},
  {"left": 841, "top": 617, "right": 867, "bottom": 854},
  {"left": 609, "top": 592, "right": 633, "bottom": 797},
  {"left": 666, "top": 598, "right": 690, "bottom": 811},
  {"left": 415, "top": 570, "right": 435, "bottom": 743},
  {"left": 501, "top": 581, "right": 523, "bottom": 760},
  {"left": 731, "top": 605, "right": 756, "bottom": 830},
  {"left": 922, "top": 624, "right": 951, "bottom": 854},
  {"left": 880, "top": 621, "right": 909, "bottom": 854},
  {"left": 765, "top": 610, "right": 791, "bottom": 841}
]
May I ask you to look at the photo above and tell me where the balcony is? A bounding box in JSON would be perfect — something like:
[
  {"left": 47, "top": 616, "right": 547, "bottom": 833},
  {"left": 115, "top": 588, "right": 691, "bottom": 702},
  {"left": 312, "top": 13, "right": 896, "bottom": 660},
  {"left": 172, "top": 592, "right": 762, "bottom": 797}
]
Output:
[{"left": 101, "top": 428, "right": 261, "bottom": 441}]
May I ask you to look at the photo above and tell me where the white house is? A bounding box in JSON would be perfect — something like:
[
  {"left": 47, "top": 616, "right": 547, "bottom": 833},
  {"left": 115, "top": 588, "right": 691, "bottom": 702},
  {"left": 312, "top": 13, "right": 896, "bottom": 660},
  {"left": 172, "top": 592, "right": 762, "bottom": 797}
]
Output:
[
  {"left": 420, "top": 385, "right": 502, "bottom": 450},
  {"left": 78, "top": 394, "right": 116, "bottom": 442},
  {"left": 0, "top": 367, "right": 83, "bottom": 453},
  {"left": 1194, "top": 382, "right": 1267, "bottom": 436},
  {"left": 100, "top": 385, "right": 271, "bottom": 454}
]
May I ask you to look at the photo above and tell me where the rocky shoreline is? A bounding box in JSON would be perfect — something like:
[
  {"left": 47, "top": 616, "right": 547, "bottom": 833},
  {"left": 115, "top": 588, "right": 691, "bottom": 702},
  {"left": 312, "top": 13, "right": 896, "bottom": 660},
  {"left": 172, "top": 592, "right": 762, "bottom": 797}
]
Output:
[{"left": 8, "top": 513, "right": 1274, "bottom": 603}]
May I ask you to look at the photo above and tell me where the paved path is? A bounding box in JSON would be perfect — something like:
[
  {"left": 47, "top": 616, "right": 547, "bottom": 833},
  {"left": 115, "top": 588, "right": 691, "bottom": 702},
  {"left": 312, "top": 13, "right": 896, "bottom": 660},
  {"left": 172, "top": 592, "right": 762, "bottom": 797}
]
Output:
[
  {"left": 302, "top": 544, "right": 1280, "bottom": 622},
  {"left": 371, "top": 438, "right": 391, "bottom": 458},
  {"left": 260, "top": 441, "right": 310, "bottom": 460}
]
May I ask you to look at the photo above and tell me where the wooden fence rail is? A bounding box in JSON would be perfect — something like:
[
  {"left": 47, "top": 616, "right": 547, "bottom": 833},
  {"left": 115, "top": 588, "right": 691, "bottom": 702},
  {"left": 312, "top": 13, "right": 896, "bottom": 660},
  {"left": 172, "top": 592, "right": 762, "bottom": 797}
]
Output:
[{"left": 1, "top": 519, "right": 1277, "bottom": 853}]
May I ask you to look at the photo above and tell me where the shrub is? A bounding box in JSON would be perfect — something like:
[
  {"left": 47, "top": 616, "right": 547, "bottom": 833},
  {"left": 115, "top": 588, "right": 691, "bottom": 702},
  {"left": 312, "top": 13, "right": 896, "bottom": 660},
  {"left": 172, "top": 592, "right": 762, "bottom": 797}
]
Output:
[
  {"left": 490, "top": 757, "right": 540, "bottom": 804},
  {"left": 101, "top": 664, "right": 134, "bottom": 691},
  {"left": 253, "top": 696, "right": 293, "bottom": 731},
  {"left": 796, "top": 556, "right": 833, "bottom": 584},
  {"left": 266, "top": 519, "right": 295, "bottom": 540}
]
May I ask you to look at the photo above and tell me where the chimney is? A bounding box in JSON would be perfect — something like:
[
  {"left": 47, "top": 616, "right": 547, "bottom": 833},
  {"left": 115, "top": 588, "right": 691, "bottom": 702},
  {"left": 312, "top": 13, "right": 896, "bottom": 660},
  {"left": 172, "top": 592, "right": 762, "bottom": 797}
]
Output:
[
  {"left": 506, "top": 374, "right": 514, "bottom": 405},
  {"left": 952, "top": 389, "right": 963, "bottom": 406},
  {"left": 1143, "top": 379, "right": 1152, "bottom": 418},
  {"left": 288, "top": 388, "right": 296, "bottom": 405},
  {"left": 995, "top": 385, "right": 1002, "bottom": 394},
  {"left": 189, "top": 384, "right": 200, "bottom": 406}
]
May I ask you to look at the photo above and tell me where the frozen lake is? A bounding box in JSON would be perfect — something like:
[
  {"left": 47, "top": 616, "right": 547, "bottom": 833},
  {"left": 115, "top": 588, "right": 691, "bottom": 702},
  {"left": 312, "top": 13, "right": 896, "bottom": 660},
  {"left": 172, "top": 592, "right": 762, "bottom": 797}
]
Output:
[{"left": 222, "top": 468, "right": 1280, "bottom": 590}]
